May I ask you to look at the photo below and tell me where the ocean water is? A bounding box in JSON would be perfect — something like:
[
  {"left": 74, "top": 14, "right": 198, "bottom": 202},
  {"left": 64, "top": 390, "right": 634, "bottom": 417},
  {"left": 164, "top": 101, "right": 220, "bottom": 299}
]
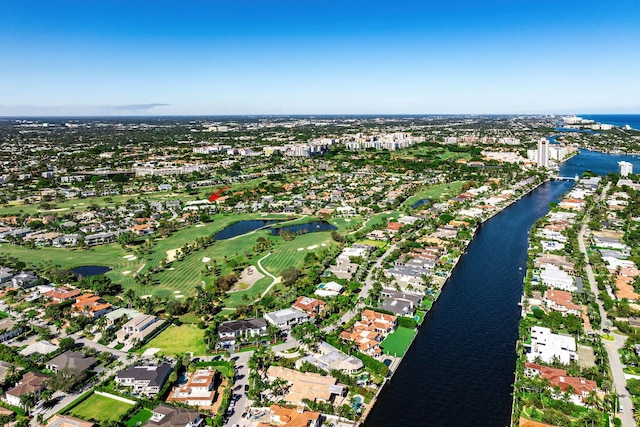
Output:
[{"left": 579, "top": 114, "right": 640, "bottom": 130}]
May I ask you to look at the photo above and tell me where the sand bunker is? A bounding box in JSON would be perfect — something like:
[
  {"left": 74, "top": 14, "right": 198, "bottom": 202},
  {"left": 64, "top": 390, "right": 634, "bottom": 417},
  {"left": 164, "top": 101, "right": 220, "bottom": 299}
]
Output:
[
  {"left": 195, "top": 224, "right": 205, "bottom": 228},
  {"left": 297, "top": 248, "right": 304, "bottom": 251},
  {"left": 307, "top": 245, "right": 318, "bottom": 250},
  {"left": 321, "top": 243, "right": 327, "bottom": 247},
  {"left": 122, "top": 271, "right": 131, "bottom": 275},
  {"left": 202, "top": 257, "right": 211, "bottom": 263},
  {"left": 123, "top": 255, "right": 137, "bottom": 261},
  {"left": 165, "top": 249, "right": 179, "bottom": 262},
  {"left": 230, "top": 266, "right": 265, "bottom": 292}
]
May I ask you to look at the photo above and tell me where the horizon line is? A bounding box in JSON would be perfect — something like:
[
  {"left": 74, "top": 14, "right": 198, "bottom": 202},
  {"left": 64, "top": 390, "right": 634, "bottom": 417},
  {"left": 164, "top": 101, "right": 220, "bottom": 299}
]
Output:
[{"left": 2, "top": 112, "right": 639, "bottom": 119}]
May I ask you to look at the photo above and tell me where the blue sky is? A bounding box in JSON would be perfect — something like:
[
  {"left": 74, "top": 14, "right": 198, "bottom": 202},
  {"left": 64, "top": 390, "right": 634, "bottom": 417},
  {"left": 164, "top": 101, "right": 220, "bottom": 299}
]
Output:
[{"left": 1, "top": 0, "right": 639, "bottom": 115}]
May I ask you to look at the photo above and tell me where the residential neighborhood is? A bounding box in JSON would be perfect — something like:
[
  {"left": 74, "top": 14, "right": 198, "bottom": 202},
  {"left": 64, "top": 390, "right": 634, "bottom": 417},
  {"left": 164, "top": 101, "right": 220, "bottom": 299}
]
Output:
[{"left": 0, "top": 115, "right": 637, "bottom": 427}]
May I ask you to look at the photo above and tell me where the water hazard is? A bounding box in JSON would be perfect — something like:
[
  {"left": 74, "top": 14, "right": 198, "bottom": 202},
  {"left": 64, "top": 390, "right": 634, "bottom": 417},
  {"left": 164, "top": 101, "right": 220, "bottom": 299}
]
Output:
[
  {"left": 365, "top": 180, "right": 575, "bottom": 427},
  {"left": 213, "top": 220, "right": 280, "bottom": 240},
  {"left": 72, "top": 265, "right": 111, "bottom": 277}
]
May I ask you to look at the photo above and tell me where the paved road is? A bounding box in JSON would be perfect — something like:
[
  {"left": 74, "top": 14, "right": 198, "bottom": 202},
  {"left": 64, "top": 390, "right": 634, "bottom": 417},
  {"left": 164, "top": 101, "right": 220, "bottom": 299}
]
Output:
[
  {"left": 224, "top": 338, "right": 299, "bottom": 427},
  {"left": 578, "top": 219, "right": 608, "bottom": 330},
  {"left": 323, "top": 244, "right": 396, "bottom": 334},
  {"left": 577, "top": 183, "right": 634, "bottom": 427},
  {"left": 603, "top": 333, "right": 636, "bottom": 426}
]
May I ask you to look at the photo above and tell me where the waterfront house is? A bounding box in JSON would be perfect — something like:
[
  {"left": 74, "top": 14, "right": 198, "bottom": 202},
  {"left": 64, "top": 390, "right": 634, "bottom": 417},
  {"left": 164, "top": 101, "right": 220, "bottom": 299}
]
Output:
[
  {"left": 262, "top": 405, "right": 321, "bottom": 427},
  {"left": 265, "top": 366, "right": 347, "bottom": 406},
  {"left": 525, "top": 362, "right": 597, "bottom": 405},
  {"left": 340, "top": 310, "right": 397, "bottom": 357},
  {"left": 543, "top": 290, "right": 582, "bottom": 317},
  {"left": 379, "top": 290, "right": 423, "bottom": 317},
  {"left": 539, "top": 265, "right": 576, "bottom": 292},
  {"left": 295, "top": 341, "right": 363, "bottom": 374},
  {"left": 526, "top": 326, "right": 577, "bottom": 365}
]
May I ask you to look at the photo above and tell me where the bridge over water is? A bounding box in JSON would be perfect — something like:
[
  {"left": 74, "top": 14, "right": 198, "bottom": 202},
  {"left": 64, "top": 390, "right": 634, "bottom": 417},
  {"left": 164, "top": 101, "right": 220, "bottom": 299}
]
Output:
[{"left": 552, "top": 174, "right": 579, "bottom": 181}]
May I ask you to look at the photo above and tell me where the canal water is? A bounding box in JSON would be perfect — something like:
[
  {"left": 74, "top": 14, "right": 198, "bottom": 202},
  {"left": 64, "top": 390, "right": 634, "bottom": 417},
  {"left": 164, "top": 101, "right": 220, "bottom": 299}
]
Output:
[
  {"left": 366, "top": 149, "right": 640, "bottom": 426},
  {"left": 365, "top": 180, "right": 574, "bottom": 427}
]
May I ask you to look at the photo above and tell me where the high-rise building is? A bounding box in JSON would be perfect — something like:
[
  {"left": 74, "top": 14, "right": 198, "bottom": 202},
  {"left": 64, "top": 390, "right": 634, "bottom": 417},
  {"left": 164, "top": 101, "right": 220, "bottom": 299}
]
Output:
[
  {"left": 537, "top": 138, "right": 549, "bottom": 168},
  {"left": 618, "top": 161, "right": 633, "bottom": 177}
]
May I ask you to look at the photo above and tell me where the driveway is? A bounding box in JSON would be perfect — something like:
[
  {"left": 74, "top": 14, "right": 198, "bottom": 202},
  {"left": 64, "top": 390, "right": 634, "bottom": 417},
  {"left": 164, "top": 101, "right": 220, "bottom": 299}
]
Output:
[{"left": 223, "top": 338, "right": 299, "bottom": 427}]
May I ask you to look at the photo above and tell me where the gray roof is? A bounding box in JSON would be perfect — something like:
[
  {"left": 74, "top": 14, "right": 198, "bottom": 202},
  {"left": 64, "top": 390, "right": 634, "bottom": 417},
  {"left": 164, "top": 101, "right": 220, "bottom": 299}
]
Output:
[
  {"left": 144, "top": 404, "right": 202, "bottom": 427},
  {"left": 46, "top": 351, "right": 98, "bottom": 372},
  {"left": 598, "top": 249, "right": 628, "bottom": 259},
  {"left": 380, "top": 299, "right": 414, "bottom": 316},
  {"left": 264, "top": 308, "right": 309, "bottom": 325},
  {"left": 380, "top": 290, "right": 423, "bottom": 304},
  {"left": 218, "top": 318, "right": 267, "bottom": 334},
  {"left": 388, "top": 265, "right": 429, "bottom": 279},
  {"left": 117, "top": 363, "right": 173, "bottom": 386}
]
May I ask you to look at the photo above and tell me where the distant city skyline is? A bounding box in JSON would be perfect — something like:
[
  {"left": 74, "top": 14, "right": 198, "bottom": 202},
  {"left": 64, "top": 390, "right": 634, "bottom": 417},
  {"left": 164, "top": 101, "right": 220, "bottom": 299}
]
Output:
[{"left": 1, "top": 0, "right": 639, "bottom": 116}]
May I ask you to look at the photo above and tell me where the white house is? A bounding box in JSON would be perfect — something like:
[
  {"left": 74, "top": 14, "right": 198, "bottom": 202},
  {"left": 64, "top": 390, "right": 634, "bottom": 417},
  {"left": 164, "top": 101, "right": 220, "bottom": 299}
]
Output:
[
  {"left": 315, "top": 281, "right": 343, "bottom": 297},
  {"left": 263, "top": 308, "right": 310, "bottom": 330},
  {"left": 526, "top": 326, "right": 577, "bottom": 365},
  {"left": 540, "top": 265, "right": 576, "bottom": 292}
]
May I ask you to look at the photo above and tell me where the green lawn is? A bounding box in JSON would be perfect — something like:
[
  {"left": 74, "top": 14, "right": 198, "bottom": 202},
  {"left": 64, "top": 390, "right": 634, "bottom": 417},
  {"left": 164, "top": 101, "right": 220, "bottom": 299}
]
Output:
[
  {"left": 355, "top": 239, "right": 389, "bottom": 248},
  {"left": 68, "top": 393, "right": 134, "bottom": 422},
  {"left": 126, "top": 408, "right": 153, "bottom": 427},
  {"left": 381, "top": 326, "right": 417, "bottom": 357},
  {"left": 139, "top": 324, "right": 207, "bottom": 355},
  {"left": 402, "top": 181, "right": 466, "bottom": 209}
]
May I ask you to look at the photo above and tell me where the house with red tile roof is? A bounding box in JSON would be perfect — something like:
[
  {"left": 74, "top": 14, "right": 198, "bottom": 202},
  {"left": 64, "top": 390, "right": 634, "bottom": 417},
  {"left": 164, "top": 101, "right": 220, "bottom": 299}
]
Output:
[
  {"left": 292, "top": 296, "right": 327, "bottom": 317},
  {"left": 257, "top": 405, "right": 321, "bottom": 427},
  {"left": 386, "top": 222, "right": 403, "bottom": 233},
  {"left": 543, "top": 290, "right": 582, "bottom": 317},
  {"left": 525, "top": 362, "right": 598, "bottom": 405},
  {"left": 72, "top": 294, "right": 112, "bottom": 318},
  {"left": 43, "top": 287, "right": 82, "bottom": 304},
  {"left": 339, "top": 310, "right": 397, "bottom": 357}
]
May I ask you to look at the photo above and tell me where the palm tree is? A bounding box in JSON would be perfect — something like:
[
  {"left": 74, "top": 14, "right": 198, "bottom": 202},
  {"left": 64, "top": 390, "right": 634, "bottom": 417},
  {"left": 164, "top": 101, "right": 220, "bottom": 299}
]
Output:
[
  {"left": 19, "top": 392, "right": 35, "bottom": 417},
  {"left": 584, "top": 390, "right": 599, "bottom": 410}
]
